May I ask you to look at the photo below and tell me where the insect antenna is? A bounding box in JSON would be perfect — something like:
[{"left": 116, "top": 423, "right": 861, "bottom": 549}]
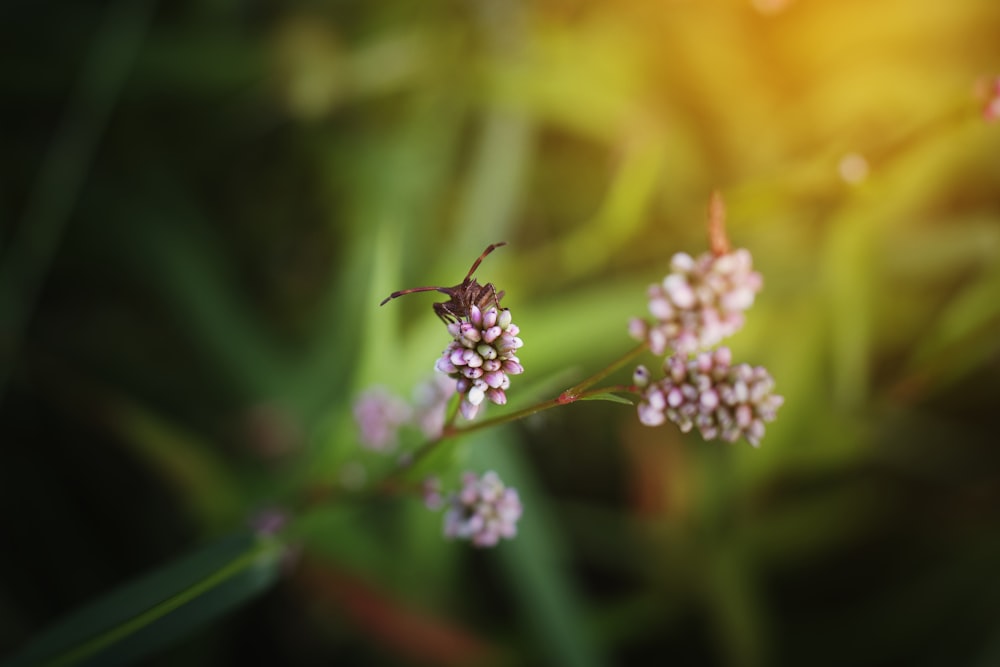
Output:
[
  {"left": 463, "top": 241, "right": 507, "bottom": 282},
  {"left": 378, "top": 241, "right": 508, "bottom": 314},
  {"left": 379, "top": 286, "right": 451, "bottom": 307}
]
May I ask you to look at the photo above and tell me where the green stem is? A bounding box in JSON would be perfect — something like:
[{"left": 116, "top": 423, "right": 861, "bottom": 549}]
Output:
[
  {"left": 376, "top": 341, "right": 651, "bottom": 488},
  {"left": 442, "top": 383, "right": 639, "bottom": 439},
  {"left": 398, "top": 344, "right": 650, "bottom": 472},
  {"left": 561, "top": 340, "right": 649, "bottom": 400},
  {"left": 402, "top": 387, "right": 622, "bottom": 474},
  {"left": 309, "top": 377, "right": 644, "bottom": 504}
]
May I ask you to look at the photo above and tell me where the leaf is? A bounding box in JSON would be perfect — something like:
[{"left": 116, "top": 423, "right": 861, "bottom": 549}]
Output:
[
  {"left": 901, "top": 260, "right": 1000, "bottom": 397},
  {"left": 468, "top": 433, "right": 607, "bottom": 667},
  {"left": 2, "top": 533, "right": 286, "bottom": 667},
  {"left": 107, "top": 398, "right": 244, "bottom": 532},
  {"left": 580, "top": 392, "right": 634, "bottom": 405}
]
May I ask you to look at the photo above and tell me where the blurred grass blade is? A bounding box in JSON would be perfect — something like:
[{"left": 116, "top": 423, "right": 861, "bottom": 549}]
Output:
[
  {"left": 109, "top": 398, "right": 244, "bottom": 532},
  {"left": 470, "top": 435, "right": 606, "bottom": 667},
  {"left": 905, "top": 260, "right": 1000, "bottom": 393},
  {"left": 0, "top": 0, "right": 156, "bottom": 402},
  {"left": 2, "top": 533, "right": 285, "bottom": 667}
]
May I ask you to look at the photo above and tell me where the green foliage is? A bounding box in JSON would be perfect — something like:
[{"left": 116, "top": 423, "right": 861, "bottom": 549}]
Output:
[{"left": 1, "top": 533, "right": 285, "bottom": 667}]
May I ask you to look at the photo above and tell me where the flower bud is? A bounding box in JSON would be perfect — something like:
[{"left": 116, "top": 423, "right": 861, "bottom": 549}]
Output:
[
  {"left": 438, "top": 471, "right": 523, "bottom": 548},
  {"left": 436, "top": 307, "right": 525, "bottom": 421},
  {"left": 636, "top": 348, "right": 782, "bottom": 446}
]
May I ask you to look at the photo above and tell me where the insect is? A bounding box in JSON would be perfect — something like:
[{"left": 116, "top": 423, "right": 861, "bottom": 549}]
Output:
[{"left": 379, "top": 242, "right": 507, "bottom": 323}]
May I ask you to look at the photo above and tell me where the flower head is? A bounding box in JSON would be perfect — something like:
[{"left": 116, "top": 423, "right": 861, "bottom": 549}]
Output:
[
  {"left": 636, "top": 347, "right": 783, "bottom": 447},
  {"left": 353, "top": 387, "right": 412, "bottom": 451},
  {"left": 630, "top": 249, "right": 762, "bottom": 356},
  {"left": 440, "top": 471, "right": 523, "bottom": 547},
  {"left": 434, "top": 305, "right": 524, "bottom": 420},
  {"left": 411, "top": 375, "right": 458, "bottom": 438}
]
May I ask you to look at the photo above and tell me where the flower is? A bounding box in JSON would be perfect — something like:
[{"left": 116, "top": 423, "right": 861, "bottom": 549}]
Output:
[
  {"left": 411, "top": 375, "right": 458, "bottom": 438},
  {"left": 636, "top": 347, "right": 783, "bottom": 447},
  {"left": 422, "top": 476, "right": 445, "bottom": 510},
  {"left": 441, "top": 471, "right": 523, "bottom": 547},
  {"left": 353, "top": 376, "right": 457, "bottom": 451},
  {"left": 434, "top": 305, "right": 524, "bottom": 420},
  {"left": 630, "top": 248, "right": 763, "bottom": 356},
  {"left": 353, "top": 387, "right": 412, "bottom": 451}
]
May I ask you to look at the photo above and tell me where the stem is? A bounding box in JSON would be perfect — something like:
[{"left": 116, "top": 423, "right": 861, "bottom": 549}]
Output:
[
  {"left": 450, "top": 339, "right": 649, "bottom": 439},
  {"left": 442, "top": 391, "right": 461, "bottom": 431},
  {"left": 448, "top": 383, "right": 638, "bottom": 436},
  {"left": 292, "top": 380, "right": 640, "bottom": 512},
  {"left": 399, "top": 382, "right": 641, "bottom": 475},
  {"left": 383, "top": 341, "right": 651, "bottom": 484},
  {"left": 559, "top": 340, "right": 649, "bottom": 401}
]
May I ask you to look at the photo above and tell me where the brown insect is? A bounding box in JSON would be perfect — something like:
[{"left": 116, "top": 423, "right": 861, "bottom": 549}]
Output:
[{"left": 379, "top": 242, "right": 507, "bottom": 323}]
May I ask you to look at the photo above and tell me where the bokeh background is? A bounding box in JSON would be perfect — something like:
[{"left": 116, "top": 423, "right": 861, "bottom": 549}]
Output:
[{"left": 3, "top": 0, "right": 1000, "bottom": 665}]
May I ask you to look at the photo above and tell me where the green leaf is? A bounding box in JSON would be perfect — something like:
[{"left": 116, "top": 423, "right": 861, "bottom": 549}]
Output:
[
  {"left": 580, "top": 392, "right": 634, "bottom": 405},
  {"left": 468, "top": 434, "right": 607, "bottom": 667},
  {"left": 2, "top": 533, "right": 285, "bottom": 667},
  {"left": 904, "top": 259, "right": 1000, "bottom": 394}
]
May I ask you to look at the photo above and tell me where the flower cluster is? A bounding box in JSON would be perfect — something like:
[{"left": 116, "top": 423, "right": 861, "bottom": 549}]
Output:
[
  {"left": 629, "top": 249, "right": 762, "bottom": 356},
  {"left": 434, "top": 471, "right": 523, "bottom": 548},
  {"left": 634, "top": 347, "right": 783, "bottom": 447},
  {"left": 410, "top": 374, "right": 460, "bottom": 439},
  {"left": 353, "top": 376, "right": 457, "bottom": 450},
  {"left": 353, "top": 387, "right": 412, "bottom": 451},
  {"left": 435, "top": 305, "right": 524, "bottom": 420}
]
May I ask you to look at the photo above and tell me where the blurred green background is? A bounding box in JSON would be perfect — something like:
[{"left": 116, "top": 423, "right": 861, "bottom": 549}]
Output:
[{"left": 3, "top": 0, "right": 1000, "bottom": 665}]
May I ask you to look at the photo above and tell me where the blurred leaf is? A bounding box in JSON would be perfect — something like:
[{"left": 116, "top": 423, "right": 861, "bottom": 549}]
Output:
[
  {"left": 517, "top": 278, "right": 644, "bottom": 381},
  {"left": 111, "top": 198, "right": 290, "bottom": 398},
  {"left": 822, "top": 202, "right": 876, "bottom": 409},
  {"left": 1, "top": 533, "right": 285, "bottom": 667},
  {"left": 0, "top": 0, "right": 156, "bottom": 399},
  {"left": 108, "top": 397, "right": 244, "bottom": 532},
  {"left": 904, "top": 259, "right": 1000, "bottom": 394},
  {"left": 469, "top": 432, "right": 607, "bottom": 667},
  {"left": 485, "top": 17, "right": 643, "bottom": 139},
  {"left": 523, "top": 129, "right": 665, "bottom": 284},
  {"left": 741, "top": 476, "right": 895, "bottom": 566},
  {"left": 704, "top": 545, "right": 770, "bottom": 667},
  {"left": 453, "top": 109, "right": 533, "bottom": 253},
  {"left": 133, "top": 28, "right": 262, "bottom": 95},
  {"left": 580, "top": 392, "right": 634, "bottom": 405},
  {"left": 884, "top": 216, "right": 1000, "bottom": 281}
]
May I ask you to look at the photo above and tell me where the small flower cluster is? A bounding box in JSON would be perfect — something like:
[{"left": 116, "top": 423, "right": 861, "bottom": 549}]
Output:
[
  {"left": 353, "top": 387, "right": 412, "bottom": 451},
  {"left": 634, "top": 347, "right": 783, "bottom": 447},
  {"left": 429, "top": 471, "right": 523, "bottom": 548},
  {"left": 410, "top": 374, "right": 459, "bottom": 439},
  {"left": 354, "top": 376, "right": 457, "bottom": 450},
  {"left": 629, "top": 249, "right": 762, "bottom": 356},
  {"left": 435, "top": 305, "right": 524, "bottom": 420}
]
